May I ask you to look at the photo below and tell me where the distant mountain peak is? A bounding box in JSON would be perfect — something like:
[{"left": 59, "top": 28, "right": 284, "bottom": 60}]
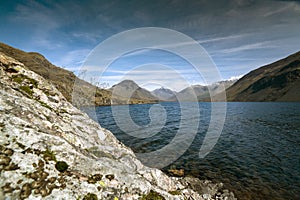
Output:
[
  {"left": 152, "top": 86, "right": 173, "bottom": 92},
  {"left": 112, "top": 79, "right": 139, "bottom": 88},
  {"left": 110, "top": 79, "right": 158, "bottom": 103},
  {"left": 152, "top": 87, "right": 176, "bottom": 101},
  {"left": 119, "top": 79, "right": 137, "bottom": 84}
]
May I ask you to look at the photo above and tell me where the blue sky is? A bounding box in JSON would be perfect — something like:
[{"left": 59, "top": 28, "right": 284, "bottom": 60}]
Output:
[{"left": 1, "top": 0, "right": 300, "bottom": 91}]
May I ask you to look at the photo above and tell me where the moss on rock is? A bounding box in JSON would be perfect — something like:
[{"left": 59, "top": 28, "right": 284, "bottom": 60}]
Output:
[
  {"left": 55, "top": 161, "right": 68, "bottom": 173},
  {"left": 38, "top": 100, "right": 53, "bottom": 110},
  {"left": 141, "top": 190, "right": 165, "bottom": 200},
  {"left": 168, "top": 190, "right": 181, "bottom": 195},
  {"left": 82, "top": 193, "right": 98, "bottom": 200},
  {"left": 12, "top": 75, "right": 23, "bottom": 84},
  {"left": 12, "top": 74, "right": 38, "bottom": 87},
  {"left": 19, "top": 85, "right": 33, "bottom": 96},
  {"left": 43, "top": 149, "right": 56, "bottom": 162}
]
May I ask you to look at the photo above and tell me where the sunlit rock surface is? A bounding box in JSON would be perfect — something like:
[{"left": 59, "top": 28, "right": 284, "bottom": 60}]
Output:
[{"left": 0, "top": 52, "right": 236, "bottom": 200}]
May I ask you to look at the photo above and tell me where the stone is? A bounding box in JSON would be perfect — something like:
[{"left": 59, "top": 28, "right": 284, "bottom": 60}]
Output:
[{"left": 167, "top": 168, "right": 184, "bottom": 177}]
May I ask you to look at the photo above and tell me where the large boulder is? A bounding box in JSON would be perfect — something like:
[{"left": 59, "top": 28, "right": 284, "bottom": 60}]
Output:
[{"left": 0, "top": 52, "right": 236, "bottom": 200}]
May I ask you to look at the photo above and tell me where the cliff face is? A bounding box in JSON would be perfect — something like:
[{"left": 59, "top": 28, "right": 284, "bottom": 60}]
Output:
[{"left": 0, "top": 53, "right": 236, "bottom": 199}]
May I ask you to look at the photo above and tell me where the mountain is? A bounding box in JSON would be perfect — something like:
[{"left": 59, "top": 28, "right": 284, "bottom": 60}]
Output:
[
  {"left": 227, "top": 51, "right": 300, "bottom": 101},
  {"left": 109, "top": 80, "right": 158, "bottom": 104},
  {"left": 174, "top": 85, "right": 209, "bottom": 101},
  {"left": 0, "top": 42, "right": 157, "bottom": 106},
  {"left": 168, "top": 80, "right": 236, "bottom": 102},
  {"left": 152, "top": 87, "right": 176, "bottom": 101}
]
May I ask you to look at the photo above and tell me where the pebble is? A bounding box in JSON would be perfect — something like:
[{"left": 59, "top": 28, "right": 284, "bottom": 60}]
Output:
[
  {"left": 31, "top": 181, "right": 42, "bottom": 189},
  {"left": 2, "top": 183, "right": 13, "bottom": 193},
  {"left": 3, "top": 149, "right": 14, "bottom": 156},
  {"left": 48, "top": 177, "right": 56, "bottom": 183},
  {"left": 203, "top": 193, "right": 211, "bottom": 199}
]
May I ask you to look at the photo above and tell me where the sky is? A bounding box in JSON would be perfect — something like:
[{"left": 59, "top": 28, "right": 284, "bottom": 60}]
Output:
[{"left": 1, "top": 0, "right": 300, "bottom": 91}]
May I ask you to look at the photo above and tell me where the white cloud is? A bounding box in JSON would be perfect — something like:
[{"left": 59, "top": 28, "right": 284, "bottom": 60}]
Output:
[{"left": 227, "top": 74, "right": 244, "bottom": 81}]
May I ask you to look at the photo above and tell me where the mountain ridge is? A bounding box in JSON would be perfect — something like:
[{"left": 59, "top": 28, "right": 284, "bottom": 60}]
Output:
[
  {"left": 166, "top": 80, "right": 236, "bottom": 102},
  {"left": 226, "top": 50, "right": 300, "bottom": 102},
  {"left": 1, "top": 42, "right": 298, "bottom": 103}
]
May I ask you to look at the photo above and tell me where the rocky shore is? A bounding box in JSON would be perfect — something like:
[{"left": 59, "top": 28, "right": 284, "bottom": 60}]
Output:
[{"left": 0, "top": 52, "right": 236, "bottom": 199}]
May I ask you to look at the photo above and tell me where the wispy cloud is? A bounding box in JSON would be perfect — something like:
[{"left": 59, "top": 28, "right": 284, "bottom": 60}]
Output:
[
  {"left": 82, "top": 64, "right": 205, "bottom": 91},
  {"left": 113, "top": 33, "right": 252, "bottom": 60},
  {"left": 198, "top": 33, "right": 250, "bottom": 44},
  {"left": 9, "top": 1, "right": 65, "bottom": 49},
  {"left": 101, "top": 73, "right": 194, "bottom": 91},
  {"left": 2, "top": 0, "right": 300, "bottom": 89},
  {"left": 12, "top": 1, "right": 61, "bottom": 29},
  {"left": 72, "top": 32, "right": 100, "bottom": 43},
  {"left": 263, "top": 2, "right": 297, "bottom": 17},
  {"left": 105, "top": 68, "right": 199, "bottom": 75},
  {"left": 31, "top": 36, "right": 63, "bottom": 50},
  {"left": 56, "top": 49, "right": 91, "bottom": 68},
  {"left": 215, "top": 41, "right": 277, "bottom": 54}
]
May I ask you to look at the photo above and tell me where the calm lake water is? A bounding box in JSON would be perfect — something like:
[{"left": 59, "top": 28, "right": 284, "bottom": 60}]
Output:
[{"left": 83, "top": 102, "right": 300, "bottom": 200}]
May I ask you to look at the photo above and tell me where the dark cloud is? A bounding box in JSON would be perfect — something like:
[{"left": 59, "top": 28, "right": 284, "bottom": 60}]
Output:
[{"left": 0, "top": 0, "right": 299, "bottom": 78}]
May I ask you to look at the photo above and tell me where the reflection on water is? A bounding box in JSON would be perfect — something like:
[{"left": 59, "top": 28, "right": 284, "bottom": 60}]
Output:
[{"left": 83, "top": 102, "right": 300, "bottom": 200}]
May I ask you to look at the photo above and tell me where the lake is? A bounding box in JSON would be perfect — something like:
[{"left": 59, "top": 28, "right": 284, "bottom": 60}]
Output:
[{"left": 83, "top": 102, "right": 300, "bottom": 200}]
